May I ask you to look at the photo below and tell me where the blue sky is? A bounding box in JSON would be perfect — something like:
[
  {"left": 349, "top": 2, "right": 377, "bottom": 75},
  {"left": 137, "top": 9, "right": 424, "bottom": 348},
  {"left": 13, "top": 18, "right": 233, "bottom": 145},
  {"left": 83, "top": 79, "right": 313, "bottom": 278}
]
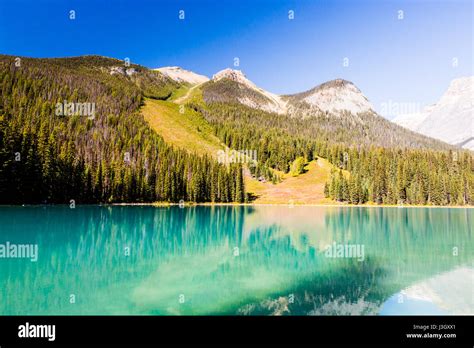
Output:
[{"left": 0, "top": 0, "right": 472, "bottom": 118}]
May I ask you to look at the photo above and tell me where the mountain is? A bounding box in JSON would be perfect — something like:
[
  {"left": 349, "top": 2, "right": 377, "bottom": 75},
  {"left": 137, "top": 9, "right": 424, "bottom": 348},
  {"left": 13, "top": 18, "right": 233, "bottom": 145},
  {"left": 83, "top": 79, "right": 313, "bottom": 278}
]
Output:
[
  {"left": 0, "top": 55, "right": 244, "bottom": 204},
  {"left": 393, "top": 77, "right": 474, "bottom": 150},
  {"left": 202, "top": 71, "right": 375, "bottom": 117},
  {"left": 155, "top": 66, "right": 209, "bottom": 85},
  {"left": 200, "top": 69, "right": 451, "bottom": 150},
  {"left": 390, "top": 112, "right": 429, "bottom": 130},
  {"left": 192, "top": 67, "right": 472, "bottom": 205},
  {"left": 1, "top": 55, "right": 472, "bottom": 206},
  {"left": 284, "top": 79, "right": 374, "bottom": 116},
  {"left": 202, "top": 68, "right": 288, "bottom": 114}
]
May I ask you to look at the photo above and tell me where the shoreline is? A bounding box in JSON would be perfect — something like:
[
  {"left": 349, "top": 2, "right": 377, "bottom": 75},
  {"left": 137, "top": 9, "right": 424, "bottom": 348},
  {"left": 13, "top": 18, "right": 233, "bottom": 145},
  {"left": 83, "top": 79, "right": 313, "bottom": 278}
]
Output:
[
  {"left": 108, "top": 202, "right": 474, "bottom": 208},
  {"left": 2, "top": 203, "right": 473, "bottom": 208}
]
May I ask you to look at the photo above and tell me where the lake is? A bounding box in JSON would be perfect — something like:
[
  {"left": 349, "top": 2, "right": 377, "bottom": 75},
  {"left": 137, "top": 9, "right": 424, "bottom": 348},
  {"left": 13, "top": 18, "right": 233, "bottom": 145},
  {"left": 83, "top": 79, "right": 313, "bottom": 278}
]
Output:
[{"left": 0, "top": 205, "right": 472, "bottom": 315}]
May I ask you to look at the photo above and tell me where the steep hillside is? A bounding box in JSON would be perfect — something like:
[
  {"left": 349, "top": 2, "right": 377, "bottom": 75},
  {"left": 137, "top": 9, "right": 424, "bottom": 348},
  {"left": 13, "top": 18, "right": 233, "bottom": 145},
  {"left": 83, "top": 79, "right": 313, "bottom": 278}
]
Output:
[
  {"left": 201, "top": 71, "right": 453, "bottom": 150},
  {"left": 0, "top": 55, "right": 245, "bottom": 204},
  {"left": 202, "top": 69, "right": 287, "bottom": 114},
  {"left": 141, "top": 98, "right": 223, "bottom": 157},
  {"left": 141, "top": 85, "right": 341, "bottom": 204},
  {"left": 139, "top": 73, "right": 344, "bottom": 204},
  {"left": 43, "top": 55, "right": 179, "bottom": 100}
]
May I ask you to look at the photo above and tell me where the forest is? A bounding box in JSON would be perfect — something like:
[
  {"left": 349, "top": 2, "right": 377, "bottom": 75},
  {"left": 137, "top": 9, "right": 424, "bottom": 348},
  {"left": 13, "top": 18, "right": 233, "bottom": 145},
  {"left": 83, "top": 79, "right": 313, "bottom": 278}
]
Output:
[
  {"left": 0, "top": 54, "right": 472, "bottom": 206},
  {"left": 196, "top": 101, "right": 474, "bottom": 205},
  {"left": 0, "top": 55, "right": 245, "bottom": 204}
]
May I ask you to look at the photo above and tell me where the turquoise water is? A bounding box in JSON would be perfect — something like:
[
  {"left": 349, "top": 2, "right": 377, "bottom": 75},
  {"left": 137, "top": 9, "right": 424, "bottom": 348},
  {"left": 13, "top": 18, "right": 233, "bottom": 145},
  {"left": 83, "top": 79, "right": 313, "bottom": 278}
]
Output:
[{"left": 0, "top": 206, "right": 472, "bottom": 315}]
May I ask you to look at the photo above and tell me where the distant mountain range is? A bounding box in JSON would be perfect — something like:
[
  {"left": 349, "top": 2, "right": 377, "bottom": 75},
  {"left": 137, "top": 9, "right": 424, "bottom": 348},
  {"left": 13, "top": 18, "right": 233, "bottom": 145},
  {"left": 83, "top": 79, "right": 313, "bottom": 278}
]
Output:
[
  {"left": 392, "top": 77, "right": 474, "bottom": 150},
  {"left": 159, "top": 65, "right": 472, "bottom": 151},
  {"left": 1, "top": 55, "right": 472, "bottom": 206},
  {"left": 158, "top": 65, "right": 456, "bottom": 151},
  {"left": 158, "top": 66, "right": 374, "bottom": 116}
]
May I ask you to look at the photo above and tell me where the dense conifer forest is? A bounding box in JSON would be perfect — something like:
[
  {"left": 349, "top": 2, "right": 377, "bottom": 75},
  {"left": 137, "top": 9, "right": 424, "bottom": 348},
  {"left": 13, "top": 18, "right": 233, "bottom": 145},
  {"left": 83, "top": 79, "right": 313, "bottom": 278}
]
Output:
[
  {"left": 0, "top": 55, "right": 245, "bottom": 204},
  {"left": 0, "top": 54, "right": 472, "bottom": 205},
  {"left": 196, "top": 101, "right": 474, "bottom": 205}
]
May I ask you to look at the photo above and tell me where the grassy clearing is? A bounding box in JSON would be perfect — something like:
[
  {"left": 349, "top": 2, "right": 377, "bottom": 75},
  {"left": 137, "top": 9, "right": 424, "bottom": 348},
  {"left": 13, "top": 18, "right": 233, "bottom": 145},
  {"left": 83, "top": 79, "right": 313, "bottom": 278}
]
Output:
[
  {"left": 245, "top": 158, "right": 339, "bottom": 205},
  {"left": 141, "top": 98, "right": 223, "bottom": 157},
  {"left": 142, "top": 96, "right": 341, "bottom": 205},
  {"left": 173, "top": 83, "right": 206, "bottom": 105},
  {"left": 167, "top": 85, "right": 191, "bottom": 102}
]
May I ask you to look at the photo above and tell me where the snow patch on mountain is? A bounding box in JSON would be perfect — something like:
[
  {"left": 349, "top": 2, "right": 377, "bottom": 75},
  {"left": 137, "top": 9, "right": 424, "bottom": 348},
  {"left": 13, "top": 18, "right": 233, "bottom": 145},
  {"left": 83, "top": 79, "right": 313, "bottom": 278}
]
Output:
[
  {"left": 301, "top": 79, "right": 374, "bottom": 115},
  {"left": 156, "top": 66, "right": 209, "bottom": 85},
  {"left": 212, "top": 69, "right": 288, "bottom": 114},
  {"left": 393, "top": 77, "right": 474, "bottom": 150}
]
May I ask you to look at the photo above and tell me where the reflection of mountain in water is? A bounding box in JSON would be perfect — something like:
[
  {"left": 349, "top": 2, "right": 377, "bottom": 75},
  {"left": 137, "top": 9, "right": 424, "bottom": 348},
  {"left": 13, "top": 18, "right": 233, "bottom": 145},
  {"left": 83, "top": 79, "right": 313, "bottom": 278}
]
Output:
[
  {"left": 0, "top": 206, "right": 472, "bottom": 315},
  {"left": 236, "top": 207, "right": 473, "bottom": 315},
  {"left": 380, "top": 267, "right": 474, "bottom": 315}
]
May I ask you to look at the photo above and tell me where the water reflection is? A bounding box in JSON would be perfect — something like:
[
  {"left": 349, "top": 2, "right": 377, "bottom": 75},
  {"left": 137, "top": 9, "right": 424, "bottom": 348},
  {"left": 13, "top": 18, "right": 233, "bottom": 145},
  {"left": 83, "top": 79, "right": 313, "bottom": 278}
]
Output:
[
  {"left": 380, "top": 267, "right": 473, "bottom": 315},
  {"left": 0, "top": 206, "right": 472, "bottom": 315}
]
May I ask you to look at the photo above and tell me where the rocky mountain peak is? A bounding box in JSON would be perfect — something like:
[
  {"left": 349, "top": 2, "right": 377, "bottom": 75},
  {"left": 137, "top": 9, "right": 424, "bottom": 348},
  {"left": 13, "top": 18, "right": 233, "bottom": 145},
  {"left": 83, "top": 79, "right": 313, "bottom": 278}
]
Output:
[
  {"left": 288, "top": 78, "right": 374, "bottom": 115},
  {"left": 155, "top": 66, "right": 209, "bottom": 85},
  {"left": 212, "top": 69, "right": 254, "bottom": 85}
]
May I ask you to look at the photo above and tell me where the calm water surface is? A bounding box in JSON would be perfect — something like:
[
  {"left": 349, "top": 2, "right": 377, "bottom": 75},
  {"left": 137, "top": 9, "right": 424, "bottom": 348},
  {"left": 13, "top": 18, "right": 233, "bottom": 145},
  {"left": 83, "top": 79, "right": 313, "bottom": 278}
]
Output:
[{"left": 0, "top": 206, "right": 472, "bottom": 315}]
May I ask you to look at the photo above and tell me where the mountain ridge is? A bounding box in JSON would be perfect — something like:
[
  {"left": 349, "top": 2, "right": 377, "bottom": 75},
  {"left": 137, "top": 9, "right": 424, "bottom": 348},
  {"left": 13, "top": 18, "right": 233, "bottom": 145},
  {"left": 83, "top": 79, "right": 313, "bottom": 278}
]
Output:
[
  {"left": 284, "top": 78, "right": 374, "bottom": 116},
  {"left": 155, "top": 66, "right": 209, "bottom": 85},
  {"left": 163, "top": 66, "right": 471, "bottom": 153},
  {"left": 2, "top": 54, "right": 472, "bottom": 206},
  {"left": 194, "top": 67, "right": 453, "bottom": 150},
  {"left": 393, "top": 76, "right": 474, "bottom": 150},
  {"left": 159, "top": 66, "right": 375, "bottom": 116}
]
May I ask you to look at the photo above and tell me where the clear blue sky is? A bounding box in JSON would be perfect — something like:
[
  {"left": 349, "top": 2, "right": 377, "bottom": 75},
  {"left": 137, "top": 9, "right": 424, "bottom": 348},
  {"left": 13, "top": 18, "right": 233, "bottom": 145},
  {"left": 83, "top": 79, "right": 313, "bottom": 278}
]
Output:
[{"left": 0, "top": 0, "right": 472, "bottom": 118}]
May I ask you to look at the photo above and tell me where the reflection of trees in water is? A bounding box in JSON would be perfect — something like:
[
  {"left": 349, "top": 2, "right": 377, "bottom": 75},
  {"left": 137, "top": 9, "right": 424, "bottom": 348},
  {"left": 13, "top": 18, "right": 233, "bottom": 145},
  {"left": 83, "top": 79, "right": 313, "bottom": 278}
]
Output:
[
  {"left": 0, "top": 206, "right": 472, "bottom": 315},
  {"left": 324, "top": 207, "right": 472, "bottom": 284},
  {"left": 237, "top": 257, "right": 388, "bottom": 315},
  {"left": 238, "top": 207, "right": 473, "bottom": 315},
  {"left": 1, "top": 206, "right": 253, "bottom": 314}
]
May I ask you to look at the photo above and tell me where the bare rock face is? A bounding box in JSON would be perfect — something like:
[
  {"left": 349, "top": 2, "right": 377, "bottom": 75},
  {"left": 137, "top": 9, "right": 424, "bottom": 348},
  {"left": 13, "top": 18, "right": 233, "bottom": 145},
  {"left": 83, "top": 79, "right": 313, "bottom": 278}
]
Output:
[
  {"left": 156, "top": 66, "right": 209, "bottom": 85},
  {"left": 287, "top": 78, "right": 374, "bottom": 115},
  {"left": 393, "top": 76, "right": 474, "bottom": 150},
  {"left": 211, "top": 69, "right": 288, "bottom": 114},
  {"left": 212, "top": 69, "right": 251, "bottom": 85},
  {"left": 110, "top": 66, "right": 136, "bottom": 76}
]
